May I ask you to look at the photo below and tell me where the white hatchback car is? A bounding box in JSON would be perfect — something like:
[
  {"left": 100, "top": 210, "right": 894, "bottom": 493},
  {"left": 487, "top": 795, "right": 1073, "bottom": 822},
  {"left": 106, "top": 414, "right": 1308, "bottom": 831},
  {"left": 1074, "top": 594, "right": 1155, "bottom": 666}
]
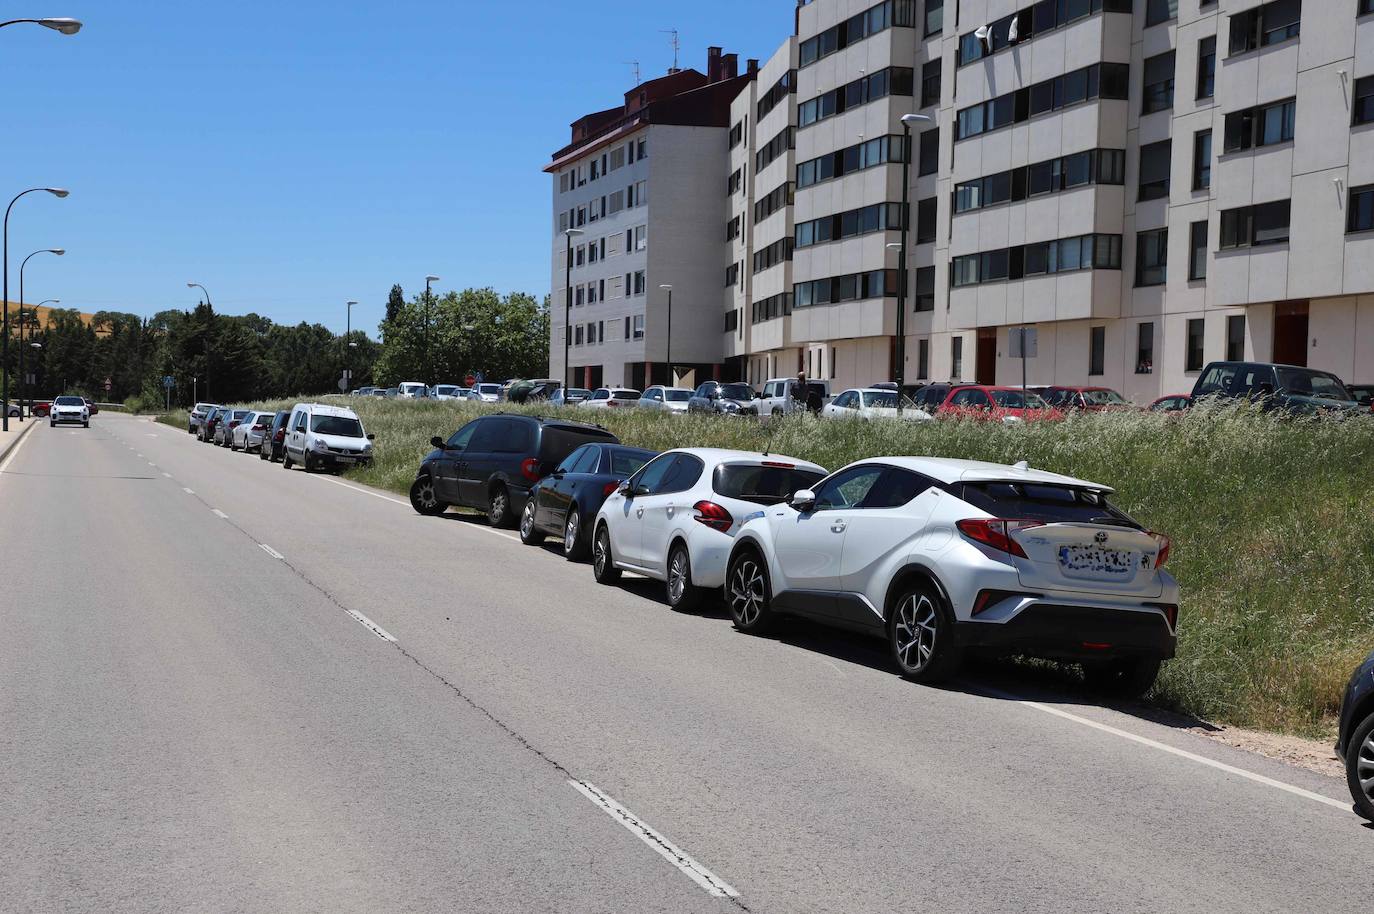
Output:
[
  {"left": 468, "top": 383, "right": 503, "bottom": 403},
  {"left": 822, "top": 388, "right": 933, "bottom": 422},
  {"left": 592, "top": 449, "right": 828, "bottom": 611},
  {"left": 49, "top": 395, "right": 89, "bottom": 427},
  {"left": 230, "top": 411, "right": 275, "bottom": 452},
  {"left": 637, "top": 386, "right": 693, "bottom": 414},
  {"left": 579, "top": 388, "right": 642, "bottom": 411},
  {"left": 726, "top": 457, "right": 1179, "bottom": 696}
]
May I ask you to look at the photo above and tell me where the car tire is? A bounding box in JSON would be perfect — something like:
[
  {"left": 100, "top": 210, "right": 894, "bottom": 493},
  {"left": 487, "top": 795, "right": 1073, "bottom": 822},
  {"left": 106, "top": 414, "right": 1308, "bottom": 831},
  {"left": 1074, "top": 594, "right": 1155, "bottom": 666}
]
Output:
[
  {"left": 230, "top": 438, "right": 238, "bottom": 451},
  {"left": 409, "top": 475, "right": 448, "bottom": 516},
  {"left": 282, "top": 452, "right": 293, "bottom": 469},
  {"left": 727, "top": 549, "right": 775, "bottom": 633},
  {"left": 887, "top": 583, "right": 962, "bottom": 683},
  {"left": 49, "top": 420, "right": 55, "bottom": 427},
  {"left": 592, "top": 524, "right": 621, "bottom": 584},
  {"left": 1082, "top": 656, "right": 1162, "bottom": 700},
  {"left": 665, "top": 542, "right": 704, "bottom": 613},
  {"left": 519, "top": 500, "right": 544, "bottom": 545},
  {"left": 83, "top": 421, "right": 89, "bottom": 428},
  {"left": 563, "top": 508, "right": 588, "bottom": 561},
  {"left": 1346, "top": 713, "right": 1374, "bottom": 823},
  {"left": 487, "top": 484, "right": 514, "bottom": 528}
]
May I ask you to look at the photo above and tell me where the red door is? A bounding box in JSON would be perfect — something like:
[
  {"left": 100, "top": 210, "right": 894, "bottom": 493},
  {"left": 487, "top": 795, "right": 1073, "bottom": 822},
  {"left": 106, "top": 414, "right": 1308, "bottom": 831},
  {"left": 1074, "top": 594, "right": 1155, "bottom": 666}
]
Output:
[
  {"left": 1272, "top": 301, "right": 1309, "bottom": 367},
  {"left": 976, "top": 329, "right": 998, "bottom": 386}
]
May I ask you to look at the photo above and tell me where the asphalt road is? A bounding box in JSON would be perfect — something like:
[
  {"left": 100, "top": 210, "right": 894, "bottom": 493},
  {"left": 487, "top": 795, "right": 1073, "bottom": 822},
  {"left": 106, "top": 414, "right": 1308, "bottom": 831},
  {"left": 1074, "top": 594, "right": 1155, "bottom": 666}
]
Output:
[{"left": 2, "top": 413, "right": 1367, "bottom": 913}]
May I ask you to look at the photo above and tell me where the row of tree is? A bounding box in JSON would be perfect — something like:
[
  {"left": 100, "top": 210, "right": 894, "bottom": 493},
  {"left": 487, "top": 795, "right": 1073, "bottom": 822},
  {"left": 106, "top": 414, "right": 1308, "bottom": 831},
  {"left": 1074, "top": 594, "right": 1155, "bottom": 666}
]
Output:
[{"left": 1, "top": 285, "right": 550, "bottom": 409}]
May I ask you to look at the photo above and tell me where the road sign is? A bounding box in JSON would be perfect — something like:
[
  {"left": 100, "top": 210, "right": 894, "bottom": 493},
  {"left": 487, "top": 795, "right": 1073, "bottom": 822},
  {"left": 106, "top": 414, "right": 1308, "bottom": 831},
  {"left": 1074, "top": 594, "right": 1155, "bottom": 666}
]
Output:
[
  {"left": 162, "top": 375, "right": 176, "bottom": 389},
  {"left": 104, "top": 378, "right": 112, "bottom": 392},
  {"left": 1009, "top": 328, "right": 1038, "bottom": 359},
  {"left": 337, "top": 376, "right": 349, "bottom": 392},
  {"left": 465, "top": 374, "right": 476, "bottom": 387}
]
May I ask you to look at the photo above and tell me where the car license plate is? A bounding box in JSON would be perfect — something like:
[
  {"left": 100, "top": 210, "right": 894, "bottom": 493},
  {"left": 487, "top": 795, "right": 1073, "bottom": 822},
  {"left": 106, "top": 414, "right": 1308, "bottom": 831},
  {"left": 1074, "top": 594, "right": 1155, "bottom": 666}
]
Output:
[{"left": 1058, "top": 544, "right": 1134, "bottom": 577}]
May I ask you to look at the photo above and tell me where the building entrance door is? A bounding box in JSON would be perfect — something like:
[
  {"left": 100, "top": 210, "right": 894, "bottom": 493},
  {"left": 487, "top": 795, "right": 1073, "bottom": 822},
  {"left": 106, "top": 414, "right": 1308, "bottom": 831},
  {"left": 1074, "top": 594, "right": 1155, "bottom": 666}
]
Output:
[
  {"left": 976, "top": 328, "right": 998, "bottom": 385},
  {"left": 1272, "top": 301, "right": 1309, "bottom": 367}
]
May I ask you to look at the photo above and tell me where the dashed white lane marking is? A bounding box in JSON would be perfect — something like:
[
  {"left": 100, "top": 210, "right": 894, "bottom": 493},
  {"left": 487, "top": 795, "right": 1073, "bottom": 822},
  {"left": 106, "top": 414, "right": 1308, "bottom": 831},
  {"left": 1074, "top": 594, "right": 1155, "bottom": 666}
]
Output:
[
  {"left": 183, "top": 487, "right": 195, "bottom": 495},
  {"left": 211, "top": 509, "right": 228, "bottom": 519},
  {"left": 983, "top": 688, "right": 1349, "bottom": 812},
  {"left": 259, "top": 543, "right": 284, "bottom": 560},
  {"left": 345, "top": 610, "right": 396, "bottom": 643},
  {"left": 162, "top": 472, "right": 171, "bottom": 478},
  {"left": 569, "top": 780, "right": 740, "bottom": 899},
  {"left": 148, "top": 462, "right": 157, "bottom": 468}
]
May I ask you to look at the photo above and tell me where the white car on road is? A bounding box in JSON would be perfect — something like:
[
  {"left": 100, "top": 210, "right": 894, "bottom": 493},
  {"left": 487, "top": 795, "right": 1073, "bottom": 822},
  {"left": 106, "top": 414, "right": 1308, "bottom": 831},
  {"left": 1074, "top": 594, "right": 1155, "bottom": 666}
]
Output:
[
  {"left": 592, "top": 448, "right": 828, "bottom": 611},
  {"left": 822, "top": 388, "right": 932, "bottom": 422},
  {"left": 282, "top": 403, "right": 375, "bottom": 472},
  {"left": 724, "top": 457, "right": 1178, "bottom": 695},
  {"left": 230, "top": 411, "right": 275, "bottom": 452},
  {"left": 637, "top": 386, "right": 693, "bottom": 414},
  {"left": 579, "top": 388, "right": 642, "bottom": 411},
  {"left": 49, "top": 395, "right": 89, "bottom": 428}
]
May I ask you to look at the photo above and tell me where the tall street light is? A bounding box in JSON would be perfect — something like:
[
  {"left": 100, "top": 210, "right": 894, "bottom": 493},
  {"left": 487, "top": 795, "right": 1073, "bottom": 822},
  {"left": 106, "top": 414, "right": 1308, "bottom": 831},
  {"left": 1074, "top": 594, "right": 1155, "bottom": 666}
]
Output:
[
  {"left": 22, "top": 299, "right": 56, "bottom": 413},
  {"left": 345, "top": 300, "right": 357, "bottom": 391},
  {"left": 0, "top": 17, "right": 82, "bottom": 34},
  {"left": 18, "top": 248, "right": 63, "bottom": 422},
  {"left": 424, "top": 275, "right": 440, "bottom": 384},
  {"left": 4, "top": 187, "right": 68, "bottom": 431},
  {"left": 659, "top": 284, "right": 674, "bottom": 387},
  {"left": 561, "top": 229, "right": 584, "bottom": 391},
  {"left": 892, "top": 112, "right": 933, "bottom": 417}
]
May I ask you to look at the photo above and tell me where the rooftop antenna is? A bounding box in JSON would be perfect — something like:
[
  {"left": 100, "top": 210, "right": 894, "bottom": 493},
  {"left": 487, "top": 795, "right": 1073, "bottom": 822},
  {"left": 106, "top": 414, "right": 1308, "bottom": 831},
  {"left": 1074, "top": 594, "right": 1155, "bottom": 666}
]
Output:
[
  {"left": 623, "top": 60, "right": 641, "bottom": 86},
  {"left": 661, "top": 28, "right": 680, "bottom": 72}
]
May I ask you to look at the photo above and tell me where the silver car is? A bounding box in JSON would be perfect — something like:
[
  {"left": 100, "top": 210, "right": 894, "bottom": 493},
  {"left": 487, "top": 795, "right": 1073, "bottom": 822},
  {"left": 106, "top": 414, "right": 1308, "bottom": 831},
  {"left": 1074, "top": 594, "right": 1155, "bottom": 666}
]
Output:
[
  {"left": 189, "top": 402, "right": 219, "bottom": 434},
  {"left": 231, "top": 411, "right": 275, "bottom": 452}
]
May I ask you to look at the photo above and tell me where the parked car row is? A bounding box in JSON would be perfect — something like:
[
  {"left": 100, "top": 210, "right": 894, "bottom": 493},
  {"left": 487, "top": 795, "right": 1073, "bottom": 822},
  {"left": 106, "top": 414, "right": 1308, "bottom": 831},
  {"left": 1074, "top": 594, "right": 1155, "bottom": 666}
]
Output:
[
  {"left": 403, "top": 411, "right": 1181, "bottom": 703},
  {"left": 190, "top": 402, "right": 374, "bottom": 472}
]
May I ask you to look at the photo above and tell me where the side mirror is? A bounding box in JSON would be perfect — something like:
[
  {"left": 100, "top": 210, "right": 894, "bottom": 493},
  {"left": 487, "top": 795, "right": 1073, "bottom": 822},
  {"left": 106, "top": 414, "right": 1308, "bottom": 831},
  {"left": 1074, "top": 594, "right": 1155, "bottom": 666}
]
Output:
[
  {"left": 790, "top": 489, "right": 817, "bottom": 512},
  {"left": 617, "top": 480, "right": 634, "bottom": 497},
  {"left": 367, "top": 433, "right": 376, "bottom": 441},
  {"left": 430, "top": 436, "right": 446, "bottom": 449}
]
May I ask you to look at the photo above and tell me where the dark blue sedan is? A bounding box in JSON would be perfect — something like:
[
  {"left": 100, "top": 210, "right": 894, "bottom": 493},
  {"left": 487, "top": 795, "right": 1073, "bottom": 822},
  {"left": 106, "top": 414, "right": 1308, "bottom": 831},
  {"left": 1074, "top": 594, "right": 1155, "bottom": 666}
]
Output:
[
  {"left": 519, "top": 443, "right": 657, "bottom": 560},
  {"left": 1338, "top": 649, "right": 1374, "bottom": 821}
]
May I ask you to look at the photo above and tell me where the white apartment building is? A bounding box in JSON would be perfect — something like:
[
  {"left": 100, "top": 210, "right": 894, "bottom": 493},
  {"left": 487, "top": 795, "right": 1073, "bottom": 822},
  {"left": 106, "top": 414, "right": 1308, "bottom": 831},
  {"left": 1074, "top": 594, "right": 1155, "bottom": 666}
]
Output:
[{"left": 548, "top": 1, "right": 1374, "bottom": 397}]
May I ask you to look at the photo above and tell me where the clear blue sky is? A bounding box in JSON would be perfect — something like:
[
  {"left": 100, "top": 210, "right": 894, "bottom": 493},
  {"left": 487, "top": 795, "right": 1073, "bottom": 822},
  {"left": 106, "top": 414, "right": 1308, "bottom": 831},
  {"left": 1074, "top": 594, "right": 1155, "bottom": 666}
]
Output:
[{"left": 0, "top": 1, "right": 788, "bottom": 337}]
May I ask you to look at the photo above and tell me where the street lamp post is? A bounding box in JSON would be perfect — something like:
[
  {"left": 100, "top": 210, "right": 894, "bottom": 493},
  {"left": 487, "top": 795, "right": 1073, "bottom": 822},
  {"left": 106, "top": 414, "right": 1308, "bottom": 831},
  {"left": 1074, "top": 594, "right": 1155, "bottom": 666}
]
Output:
[
  {"left": 187, "top": 282, "right": 211, "bottom": 400},
  {"left": 0, "top": 17, "right": 82, "bottom": 34},
  {"left": 345, "top": 300, "right": 357, "bottom": 391},
  {"left": 21, "top": 298, "right": 57, "bottom": 414},
  {"left": 424, "top": 275, "right": 440, "bottom": 385},
  {"left": 659, "top": 284, "right": 674, "bottom": 386},
  {"left": 18, "top": 249, "right": 63, "bottom": 422},
  {"left": 4, "top": 187, "right": 68, "bottom": 431},
  {"left": 892, "top": 113, "right": 933, "bottom": 417},
  {"left": 561, "top": 229, "right": 584, "bottom": 391}
]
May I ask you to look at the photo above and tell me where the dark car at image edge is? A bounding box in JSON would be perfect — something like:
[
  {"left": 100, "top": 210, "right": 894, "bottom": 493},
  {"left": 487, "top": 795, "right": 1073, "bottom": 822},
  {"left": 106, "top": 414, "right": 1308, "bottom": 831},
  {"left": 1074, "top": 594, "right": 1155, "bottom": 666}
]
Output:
[{"left": 1337, "top": 649, "right": 1374, "bottom": 821}]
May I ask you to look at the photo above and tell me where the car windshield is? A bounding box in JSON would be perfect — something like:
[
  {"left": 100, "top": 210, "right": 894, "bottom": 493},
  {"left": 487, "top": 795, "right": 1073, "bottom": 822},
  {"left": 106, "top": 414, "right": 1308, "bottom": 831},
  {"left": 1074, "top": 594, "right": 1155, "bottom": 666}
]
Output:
[
  {"left": 714, "top": 464, "right": 827, "bottom": 505},
  {"left": 958, "top": 482, "right": 1138, "bottom": 527},
  {"left": 609, "top": 449, "right": 655, "bottom": 476},
  {"left": 311, "top": 415, "right": 364, "bottom": 437},
  {"left": 721, "top": 384, "right": 754, "bottom": 400},
  {"left": 989, "top": 390, "right": 1050, "bottom": 409},
  {"left": 1276, "top": 369, "right": 1352, "bottom": 401},
  {"left": 232, "top": 410, "right": 252, "bottom": 420},
  {"left": 664, "top": 390, "right": 692, "bottom": 402},
  {"left": 1351, "top": 387, "right": 1374, "bottom": 406},
  {"left": 566, "top": 388, "right": 590, "bottom": 399},
  {"left": 478, "top": 384, "right": 502, "bottom": 395},
  {"left": 611, "top": 390, "right": 641, "bottom": 400},
  {"left": 435, "top": 386, "right": 458, "bottom": 395},
  {"left": 55, "top": 396, "right": 84, "bottom": 406},
  {"left": 1082, "top": 389, "right": 1128, "bottom": 406}
]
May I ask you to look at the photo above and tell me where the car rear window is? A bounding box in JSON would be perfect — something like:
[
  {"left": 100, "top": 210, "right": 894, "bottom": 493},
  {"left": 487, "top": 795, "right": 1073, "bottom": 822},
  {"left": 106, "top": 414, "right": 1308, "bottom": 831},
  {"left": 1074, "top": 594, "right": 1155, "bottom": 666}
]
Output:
[
  {"left": 721, "top": 384, "right": 754, "bottom": 400},
  {"left": 714, "top": 464, "right": 826, "bottom": 505},
  {"left": 664, "top": 390, "right": 692, "bottom": 402},
  {"left": 609, "top": 448, "right": 655, "bottom": 476},
  {"left": 957, "top": 482, "right": 1139, "bottom": 528},
  {"left": 540, "top": 425, "right": 618, "bottom": 465}
]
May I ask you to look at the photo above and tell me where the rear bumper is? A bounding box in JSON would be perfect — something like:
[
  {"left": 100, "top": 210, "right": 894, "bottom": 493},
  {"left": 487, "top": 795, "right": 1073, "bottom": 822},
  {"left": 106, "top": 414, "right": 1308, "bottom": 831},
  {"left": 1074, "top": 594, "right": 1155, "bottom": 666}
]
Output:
[{"left": 955, "top": 604, "right": 1176, "bottom": 661}]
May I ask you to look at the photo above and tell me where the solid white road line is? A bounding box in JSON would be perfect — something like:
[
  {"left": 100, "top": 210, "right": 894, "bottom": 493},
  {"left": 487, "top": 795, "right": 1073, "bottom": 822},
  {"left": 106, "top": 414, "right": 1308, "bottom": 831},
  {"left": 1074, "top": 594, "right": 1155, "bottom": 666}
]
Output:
[
  {"left": 211, "top": 509, "right": 229, "bottom": 519},
  {"left": 259, "top": 544, "right": 285, "bottom": 561},
  {"left": 345, "top": 609, "right": 397, "bottom": 643},
  {"left": 312, "top": 475, "right": 521, "bottom": 540},
  {"left": 569, "top": 780, "right": 740, "bottom": 899},
  {"left": 983, "top": 688, "right": 1349, "bottom": 812},
  {"left": 183, "top": 487, "right": 195, "bottom": 495},
  {"left": 0, "top": 423, "right": 38, "bottom": 476},
  {"left": 162, "top": 472, "right": 171, "bottom": 478}
]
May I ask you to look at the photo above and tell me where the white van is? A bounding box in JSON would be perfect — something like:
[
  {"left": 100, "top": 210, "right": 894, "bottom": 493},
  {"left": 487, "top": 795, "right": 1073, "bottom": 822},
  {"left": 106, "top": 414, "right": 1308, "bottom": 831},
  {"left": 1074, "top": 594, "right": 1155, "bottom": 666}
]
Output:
[
  {"left": 758, "top": 377, "right": 831, "bottom": 417},
  {"left": 398, "top": 381, "right": 429, "bottom": 399},
  {"left": 282, "top": 403, "right": 375, "bottom": 472}
]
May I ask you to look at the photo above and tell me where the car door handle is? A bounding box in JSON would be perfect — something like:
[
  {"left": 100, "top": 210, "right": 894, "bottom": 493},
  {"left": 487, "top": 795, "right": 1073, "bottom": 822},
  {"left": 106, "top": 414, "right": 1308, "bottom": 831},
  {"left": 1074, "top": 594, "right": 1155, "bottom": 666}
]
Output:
[
  {"left": 636, "top": 507, "right": 644, "bottom": 518},
  {"left": 830, "top": 520, "right": 847, "bottom": 533}
]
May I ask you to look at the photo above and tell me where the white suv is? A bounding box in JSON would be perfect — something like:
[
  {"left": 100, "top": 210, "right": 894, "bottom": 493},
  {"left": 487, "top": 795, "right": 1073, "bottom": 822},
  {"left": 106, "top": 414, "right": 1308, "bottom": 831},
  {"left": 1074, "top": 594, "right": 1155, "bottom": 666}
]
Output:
[
  {"left": 591, "top": 449, "right": 828, "bottom": 611},
  {"left": 282, "top": 403, "right": 374, "bottom": 472},
  {"left": 725, "top": 457, "right": 1178, "bottom": 696},
  {"left": 49, "top": 395, "right": 89, "bottom": 427},
  {"left": 759, "top": 377, "right": 830, "bottom": 417}
]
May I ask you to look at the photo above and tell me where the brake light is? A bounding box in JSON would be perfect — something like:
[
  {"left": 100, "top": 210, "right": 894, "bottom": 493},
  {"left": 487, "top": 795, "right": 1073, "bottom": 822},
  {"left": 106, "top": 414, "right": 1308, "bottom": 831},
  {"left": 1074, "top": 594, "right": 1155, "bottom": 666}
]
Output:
[
  {"left": 1148, "top": 532, "right": 1171, "bottom": 568},
  {"left": 603, "top": 481, "right": 620, "bottom": 498},
  {"left": 274, "top": 429, "right": 285, "bottom": 441},
  {"left": 760, "top": 461, "right": 795, "bottom": 469},
  {"left": 956, "top": 518, "right": 1043, "bottom": 558},
  {"left": 692, "top": 500, "right": 734, "bottom": 533},
  {"left": 520, "top": 458, "right": 541, "bottom": 482}
]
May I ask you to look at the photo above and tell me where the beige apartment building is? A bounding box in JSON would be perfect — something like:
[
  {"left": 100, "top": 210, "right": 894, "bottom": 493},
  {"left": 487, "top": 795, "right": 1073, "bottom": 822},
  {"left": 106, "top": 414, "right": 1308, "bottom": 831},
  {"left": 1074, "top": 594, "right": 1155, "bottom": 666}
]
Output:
[{"left": 549, "top": 1, "right": 1374, "bottom": 398}]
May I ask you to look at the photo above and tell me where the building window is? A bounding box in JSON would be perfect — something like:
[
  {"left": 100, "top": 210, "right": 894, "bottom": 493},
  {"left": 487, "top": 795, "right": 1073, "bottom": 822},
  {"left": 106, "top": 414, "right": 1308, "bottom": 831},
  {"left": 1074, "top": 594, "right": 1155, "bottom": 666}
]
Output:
[
  {"left": 918, "top": 129, "right": 939, "bottom": 176},
  {"left": 1145, "top": 0, "right": 1177, "bottom": 26},
  {"left": 1229, "top": 0, "right": 1301, "bottom": 56},
  {"left": 1223, "top": 98, "right": 1296, "bottom": 152},
  {"left": 916, "top": 198, "right": 937, "bottom": 244},
  {"left": 1136, "top": 322, "right": 1155, "bottom": 374},
  {"left": 796, "top": 202, "right": 905, "bottom": 248},
  {"left": 798, "top": 134, "right": 904, "bottom": 188},
  {"left": 1197, "top": 36, "right": 1216, "bottom": 99},
  {"left": 955, "top": 63, "right": 1130, "bottom": 141},
  {"left": 574, "top": 325, "right": 584, "bottom": 346},
  {"left": 1220, "top": 200, "right": 1291, "bottom": 248},
  {"left": 794, "top": 269, "right": 903, "bottom": 307},
  {"left": 914, "top": 266, "right": 935, "bottom": 312},
  {"left": 954, "top": 149, "right": 1125, "bottom": 213},
  {"left": 1136, "top": 228, "right": 1168, "bottom": 287},
  {"left": 1226, "top": 314, "right": 1246, "bottom": 361},
  {"left": 956, "top": 0, "right": 1133, "bottom": 67},
  {"left": 799, "top": 1, "right": 916, "bottom": 68},
  {"left": 1192, "top": 131, "right": 1212, "bottom": 191},
  {"left": 752, "top": 237, "right": 794, "bottom": 274},
  {"left": 951, "top": 234, "right": 1122, "bottom": 287},
  {"left": 925, "top": 0, "right": 943, "bottom": 36},
  {"left": 921, "top": 59, "right": 941, "bottom": 108},
  {"left": 754, "top": 182, "right": 794, "bottom": 223},
  {"left": 799, "top": 67, "right": 914, "bottom": 128},
  {"left": 1186, "top": 319, "right": 1205, "bottom": 372},
  {"left": 1089, "top": 326, "right": 1106, "bottom": 376},
  {"left": 1355, "top": 76, "right": 1374, "bottom": 126},
  {"left": 756, "top": 126, "right": 795, "bottom": 172},
  {"left": 1142, "top": 51, "right": 1176, "bottom": 114},
  {"left": 1189, "top": 221, "right": 1208, "bottom": 281},
  {"left": 1348, "top": 184, "right": 1374, "bottom": 233},
  {"left": 1138, "top": 140, "right": 1171, "bottom": 202},
  {"left": 918, "top": 338, "right": 930, "bottom": 379},
  {"left": 1363, "top": 0, "right": 1374, "bottom": 15},
  {"left": 951, "top": 335, "right": 963, "bottom": 379}
]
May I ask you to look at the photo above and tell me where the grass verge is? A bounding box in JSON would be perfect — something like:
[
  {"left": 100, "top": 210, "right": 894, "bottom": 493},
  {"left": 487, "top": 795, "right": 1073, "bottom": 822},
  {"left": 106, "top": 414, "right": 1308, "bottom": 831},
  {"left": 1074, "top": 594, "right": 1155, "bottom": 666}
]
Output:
[{"left": 157, "top": 399, "right": 1374, "bottom": 738}]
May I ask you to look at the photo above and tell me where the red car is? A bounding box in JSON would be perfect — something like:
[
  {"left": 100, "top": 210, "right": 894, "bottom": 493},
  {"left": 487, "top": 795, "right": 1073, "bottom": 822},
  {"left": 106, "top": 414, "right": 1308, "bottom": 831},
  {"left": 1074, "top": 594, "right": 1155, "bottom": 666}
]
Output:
[
  {"left": 31, "top": 400, "right": 51, "bottom": 418},
  {"left": 1148, "top": 394, "right": 1193, "bottom": 412},
  {"left": 1033, "top": 386, "right": 1132, "bottom": 412},
  {"left": 933, "top": 385, "right": 1061, "bottom": 422}
]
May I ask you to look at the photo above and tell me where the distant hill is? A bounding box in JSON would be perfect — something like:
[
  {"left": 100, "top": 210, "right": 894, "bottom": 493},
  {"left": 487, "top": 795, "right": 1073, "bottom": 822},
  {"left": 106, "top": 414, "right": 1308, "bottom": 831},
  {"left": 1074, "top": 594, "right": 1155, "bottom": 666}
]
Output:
[{"left": 4, "top": 302, "right": 102, "bottom": 333}]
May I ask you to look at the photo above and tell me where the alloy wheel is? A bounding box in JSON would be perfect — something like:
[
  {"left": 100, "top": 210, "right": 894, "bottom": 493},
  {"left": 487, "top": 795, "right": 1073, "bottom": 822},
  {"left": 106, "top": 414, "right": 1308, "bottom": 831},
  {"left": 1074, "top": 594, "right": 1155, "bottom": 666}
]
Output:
[
  {"left": 594, "top": 529, "right": 609, "bottom": 576},
  {"left": 490, "top": 491, "right": 508, "bottom": 524},
  {"left": 520, "top": 502, "right": 536, "bottom": 539},
  {"left": 893, "top": 594, "right": 938, "bottom": 673},
  {"left": 564, "top": 512, "right": 579, "bottom": 554},
  {"left": 415, "top": 480, "right": 437, "bottom": 510},
  {"left": 668, "top": 550, "right": 688, "bottom": 604},
  {"left": 729, "top": 559, "right": 766, "bottom": 627},
  {"left": 1360, "top": 733, "right": 1374, "bottom": 803}
]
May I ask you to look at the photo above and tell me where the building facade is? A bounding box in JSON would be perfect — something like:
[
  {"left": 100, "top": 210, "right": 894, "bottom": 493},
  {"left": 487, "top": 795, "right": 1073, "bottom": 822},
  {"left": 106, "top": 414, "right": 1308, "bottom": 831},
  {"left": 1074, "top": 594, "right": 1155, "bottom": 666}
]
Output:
[{"left": 548, "top": 1, "right": 1374, "bottom": 397}]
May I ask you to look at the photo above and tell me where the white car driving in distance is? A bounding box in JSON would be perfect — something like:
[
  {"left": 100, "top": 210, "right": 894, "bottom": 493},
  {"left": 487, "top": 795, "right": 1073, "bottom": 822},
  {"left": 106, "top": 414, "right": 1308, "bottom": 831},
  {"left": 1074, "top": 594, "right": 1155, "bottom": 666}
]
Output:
[
  {"left": 592, "top": 449, "right": 828, "bottom": 611},
  {"left": 725, "top": 457, "right": 1178, "bottom": 696},
  {"left": 50, "top": 395, "right": 89, "bottom": 427},
  {"left": 822, "top": 388, "right": 932, "bottom": 422},
  {"left": 637, "top": 386, "right": 693, "bottom": 413}
]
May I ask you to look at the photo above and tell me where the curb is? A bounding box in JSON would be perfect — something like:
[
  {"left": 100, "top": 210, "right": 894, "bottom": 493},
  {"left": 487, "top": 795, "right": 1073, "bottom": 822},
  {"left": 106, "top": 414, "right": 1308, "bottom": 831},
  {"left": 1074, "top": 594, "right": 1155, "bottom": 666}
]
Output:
[{"left": 0, "top": 417, "right": 38, "bottom": 464}]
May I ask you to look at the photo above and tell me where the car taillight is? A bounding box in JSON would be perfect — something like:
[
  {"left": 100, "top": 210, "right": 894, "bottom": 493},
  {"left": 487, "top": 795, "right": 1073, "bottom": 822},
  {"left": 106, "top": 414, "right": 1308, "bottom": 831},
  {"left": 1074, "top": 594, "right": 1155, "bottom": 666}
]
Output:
[
  {"left": 692, "top": 500, "right": 734, "bottom": 533},
  {"left": 1149, "top": 603, "right": 1180, "bottom": 631},
  {"left": 520, "top": 458, "right": 541, "bottom": 482},
  {"left": 274, "top": 429, "right": 285, "bottom": 441},
  {"left": 1148, "top": 532, "right": 1171, "bottom": 568},
  {"left": 253, "top": 424, "right": 266, "bottom": 430},
  {"left": 956, "top": 518, "right": 1043, "bottom": 558},
  {"left": 229, "top": 420, "right": 240, "bottom": 428},
  {"left": 603, "top": 481, "right": 620, "bottom": 498}
]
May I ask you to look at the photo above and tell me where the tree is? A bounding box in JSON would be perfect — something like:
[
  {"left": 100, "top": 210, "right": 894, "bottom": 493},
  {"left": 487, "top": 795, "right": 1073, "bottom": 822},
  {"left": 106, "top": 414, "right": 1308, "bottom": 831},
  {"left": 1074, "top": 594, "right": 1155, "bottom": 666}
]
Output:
[{"left": 385, "top": 284, "right": 405, "bottom": 328}]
